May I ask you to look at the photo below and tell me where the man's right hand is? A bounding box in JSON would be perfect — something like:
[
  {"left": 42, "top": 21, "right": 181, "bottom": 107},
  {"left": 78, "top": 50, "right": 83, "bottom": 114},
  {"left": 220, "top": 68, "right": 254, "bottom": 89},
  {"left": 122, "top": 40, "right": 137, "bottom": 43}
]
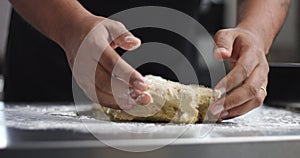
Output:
[
  {"left": 66, "top": 17, "right": 152, "bottom": 109},
  {"left": 9, "top": 0, "right": 151, "bottom": 109}
]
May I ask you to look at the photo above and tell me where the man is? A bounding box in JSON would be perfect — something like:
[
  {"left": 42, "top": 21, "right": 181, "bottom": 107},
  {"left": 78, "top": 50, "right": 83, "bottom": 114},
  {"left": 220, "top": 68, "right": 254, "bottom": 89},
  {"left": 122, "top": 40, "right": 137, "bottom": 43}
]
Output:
[{"left": 5, "top": 0, "right": 290, "bottom": 119}]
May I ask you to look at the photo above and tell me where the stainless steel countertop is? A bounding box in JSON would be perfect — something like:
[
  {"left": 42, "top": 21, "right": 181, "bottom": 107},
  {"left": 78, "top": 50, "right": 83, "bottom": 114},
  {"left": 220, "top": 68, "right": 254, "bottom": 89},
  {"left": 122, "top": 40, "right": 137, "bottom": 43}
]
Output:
[{"left": 1, "top": 102, "right": 300, "bottom": 158}]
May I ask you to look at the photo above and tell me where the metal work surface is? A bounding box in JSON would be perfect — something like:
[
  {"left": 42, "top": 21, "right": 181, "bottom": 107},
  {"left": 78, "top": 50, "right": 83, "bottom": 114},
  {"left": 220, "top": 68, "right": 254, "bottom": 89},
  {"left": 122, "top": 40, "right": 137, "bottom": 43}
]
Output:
[{"left": 1, "top": 102, "right": 300, "bottom": 158}]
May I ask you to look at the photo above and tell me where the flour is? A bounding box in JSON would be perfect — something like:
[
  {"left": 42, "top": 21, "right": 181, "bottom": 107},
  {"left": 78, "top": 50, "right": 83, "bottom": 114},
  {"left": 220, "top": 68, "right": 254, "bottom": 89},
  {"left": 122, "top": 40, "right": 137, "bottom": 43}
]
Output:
[{"left": 2, "top": 104, "right": 300, "bottom": 139}]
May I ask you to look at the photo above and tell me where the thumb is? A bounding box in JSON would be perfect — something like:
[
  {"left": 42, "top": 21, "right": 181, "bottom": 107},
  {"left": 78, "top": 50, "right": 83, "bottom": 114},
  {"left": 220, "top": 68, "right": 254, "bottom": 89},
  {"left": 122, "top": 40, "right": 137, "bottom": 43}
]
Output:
[
  {"left": 104, "top": 20, "right": 141, "bottom": 51},
  {"left": 213, "top": 29, "right": 237, "bottom": 60},
  {"left": 113, "top": 33, "right": 141, "bottom": 51}
]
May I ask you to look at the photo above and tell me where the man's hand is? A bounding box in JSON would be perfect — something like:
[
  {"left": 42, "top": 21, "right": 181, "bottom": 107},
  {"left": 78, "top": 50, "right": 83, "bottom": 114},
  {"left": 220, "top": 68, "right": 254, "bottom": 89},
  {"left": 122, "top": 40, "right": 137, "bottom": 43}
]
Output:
[
  {"left": 208, "top": 0, "right": 290, "bottom": 119},
  {"left": 210, "top": 28, "right": 269, "bottom": 119},
  {"left": 9, "top": 0, "right": 152, "bottom": 109},
  {"left": 68, "top": 17, "right": 152, "bottom": 109}
]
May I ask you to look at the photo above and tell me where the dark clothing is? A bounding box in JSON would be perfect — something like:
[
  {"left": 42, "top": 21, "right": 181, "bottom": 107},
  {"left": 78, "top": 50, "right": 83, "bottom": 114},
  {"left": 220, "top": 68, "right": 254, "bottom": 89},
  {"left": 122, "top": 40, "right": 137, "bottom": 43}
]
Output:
[{"left": 4, "top": 0, "right": 223, "bottom": 102}]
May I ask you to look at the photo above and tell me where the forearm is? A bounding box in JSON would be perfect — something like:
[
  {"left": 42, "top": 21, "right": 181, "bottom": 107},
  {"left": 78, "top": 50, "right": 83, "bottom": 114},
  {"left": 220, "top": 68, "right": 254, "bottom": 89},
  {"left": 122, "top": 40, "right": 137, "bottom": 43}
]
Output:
[
  {"left": 237, "top": 0, "right": 290, "bottom": 53},
  {"left": 9, "top": 0, "right": 99, "bottom": 52}
]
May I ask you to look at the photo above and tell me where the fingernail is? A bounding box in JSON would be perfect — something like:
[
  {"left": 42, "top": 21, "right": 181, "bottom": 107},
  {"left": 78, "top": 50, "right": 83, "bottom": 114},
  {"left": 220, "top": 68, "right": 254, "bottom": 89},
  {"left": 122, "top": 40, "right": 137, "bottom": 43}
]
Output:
[
  {"left": 220, "top": 111, "right": 229, "bottom": 119},
  {"left": 210, "top": 104, "right": 224, "bottom": 115},
  {"left": 124, "top": 36, "right": 136, "bottom": 42},
  {"left": 135, "top": 94, "right": 145, "bottom": 105},
  {"left": 133, "top": 80, "right": 147, "bottom": 91},
  {"left": 143, "top": 92, "right": 153, "bottom": 103},
  {"left": 135, "top": 92, "right": 152, "bottom": 105}
]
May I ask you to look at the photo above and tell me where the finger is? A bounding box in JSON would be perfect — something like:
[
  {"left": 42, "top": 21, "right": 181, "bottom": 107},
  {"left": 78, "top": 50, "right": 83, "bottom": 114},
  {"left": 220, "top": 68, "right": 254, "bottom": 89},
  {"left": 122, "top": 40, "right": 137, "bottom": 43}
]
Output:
[
  {"left": 135, "top": 92, "right": 152, "bottom": 105},
  {"left": 220, "top": 75, "right": 268, "bottom": 119},
  {"left": 99, "top": 46, "right": 148, "bottom": 92},
  {"left": 110, "top": 42, "right": 118, "bottom": 49},
  {"left": 112, "top": 32, "right": 141, "bottom": 51},
  {"left": 111, "top": 74, "right": 151, "bottom": 105},
  {"left": 104, "top": 19, "right": 141, "bottom": 51},
  {"left": 101, "top": 19, "right": 147, "bottom": 91},
  {"left": 224, "top": 61, "right": 268, "bottom": 111},
  {"left": 95, "top": 64, "right": 151, "bottom": 105},
  {"left": 209, "top": 97, "right": 225, "bottom": 116},
  {"left": 82, "top": 81, "right": 132, "bottom": 110},
  {"left": 95, "top": 63, "right": 131, "bottom": 96},
  {"left": 129, "top": 88, "right": 142, "bottom": 99},
  {"left": 220, "top": 87, "right": 266, "bottom": 119},
  {"left": 95, "top": 86, "right": 136, "bottom": 110},
  {"left": 211, "top": 60, "right": 268, "bottom": 115},
  {"left": 94, "top": 82, "right": 151, "bottom": 109},
  {"left": 213, "top": 29, "right": 238, "bottom": 60},
  {"left": 214, "top": 46, "right": 260, "bottom": 94}
]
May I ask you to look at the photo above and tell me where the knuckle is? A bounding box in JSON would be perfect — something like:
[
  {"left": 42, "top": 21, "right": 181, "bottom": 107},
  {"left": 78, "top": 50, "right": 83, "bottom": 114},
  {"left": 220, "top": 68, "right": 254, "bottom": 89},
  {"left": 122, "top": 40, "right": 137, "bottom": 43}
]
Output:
[
  {"left": 214, "top": 30, "right": 230, "bottom": 45},
  {"left": 215, "top": 29, "right": 229, "bottom": 37}
]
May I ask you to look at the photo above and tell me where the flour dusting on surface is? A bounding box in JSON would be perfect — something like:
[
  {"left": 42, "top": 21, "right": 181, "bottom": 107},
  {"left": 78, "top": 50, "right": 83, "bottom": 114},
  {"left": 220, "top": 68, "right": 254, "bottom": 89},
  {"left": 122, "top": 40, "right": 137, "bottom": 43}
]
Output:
[{"left": 1, "top": 104, "right": 300, "bottom": 139}]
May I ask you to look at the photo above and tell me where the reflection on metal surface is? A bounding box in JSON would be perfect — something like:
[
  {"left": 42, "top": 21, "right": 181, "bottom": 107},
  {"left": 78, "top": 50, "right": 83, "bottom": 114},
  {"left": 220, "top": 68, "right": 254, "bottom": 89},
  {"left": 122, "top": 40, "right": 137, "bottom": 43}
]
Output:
[{"left": 0, "top": 102, "right": 8, "bottom": 149}]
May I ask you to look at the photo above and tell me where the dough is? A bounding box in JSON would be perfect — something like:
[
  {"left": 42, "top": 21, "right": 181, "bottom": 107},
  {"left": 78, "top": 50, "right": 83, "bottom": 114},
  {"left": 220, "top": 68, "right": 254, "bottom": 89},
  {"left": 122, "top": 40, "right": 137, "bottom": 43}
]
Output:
[{"left": 95, "top": 75, "right": 221, "bottom": 124}]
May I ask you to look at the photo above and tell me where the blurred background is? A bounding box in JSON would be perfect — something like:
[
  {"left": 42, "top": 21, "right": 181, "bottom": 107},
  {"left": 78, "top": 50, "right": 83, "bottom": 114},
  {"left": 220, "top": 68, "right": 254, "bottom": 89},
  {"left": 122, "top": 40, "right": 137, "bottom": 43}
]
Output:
[{"left": 0, "top": 0, "right": 299, "bottom": 99}]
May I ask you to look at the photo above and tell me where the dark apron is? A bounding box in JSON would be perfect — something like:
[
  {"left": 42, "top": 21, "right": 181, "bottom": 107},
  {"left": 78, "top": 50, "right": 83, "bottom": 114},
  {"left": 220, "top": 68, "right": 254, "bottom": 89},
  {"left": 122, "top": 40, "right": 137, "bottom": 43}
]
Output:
[{"left": 4, "top": 0, "right": 223, "bottom": 103}]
